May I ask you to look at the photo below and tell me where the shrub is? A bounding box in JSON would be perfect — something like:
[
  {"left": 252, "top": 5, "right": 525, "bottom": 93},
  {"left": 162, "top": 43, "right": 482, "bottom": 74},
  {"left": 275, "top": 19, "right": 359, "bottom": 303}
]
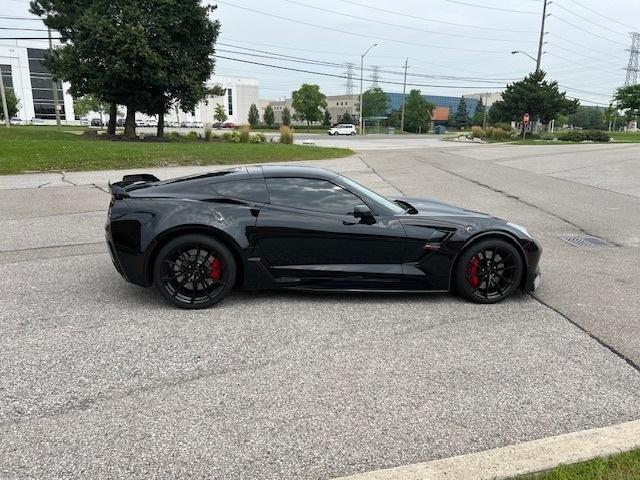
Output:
[
  {"left": 491, "top": 127, "right": 507, "bottom": 141},
  {"left": 204, "top": 124, "right": 212, "bottom": 142},
  {"left": 239, "top": 124, "right": 251, "bottom": 143},
  {"left": 221, "top": 132, "right": 233, "bottom": 141},
  {"left": 279, "top": 125, "right": 294, "bottom": 144},
  {"left": 540, "top": 132, "right": 557, "bottom": 141},
  {"left": 250, "top": 132, "right": 266, "bottom": 143},
  {"left": 169, "top": 131, "right": 181, "bottom": 140},
  {"left": 558, "top": 130, "right": 610, "bottom": 142},
  {"left": 187, "top": 130, "right": 199, "bottom": 140},
  {"left": 471, "top": 126, "right": 485, "bottom": 138},
  {"left": 493, "top": 122, "right": 514, "bottom": 133}
]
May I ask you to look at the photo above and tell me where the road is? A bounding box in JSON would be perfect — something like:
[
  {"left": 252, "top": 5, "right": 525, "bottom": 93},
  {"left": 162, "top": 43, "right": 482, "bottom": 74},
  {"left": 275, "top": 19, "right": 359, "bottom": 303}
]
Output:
[{"left": 1, "top": 138, "right": 640, "bottom": 479}]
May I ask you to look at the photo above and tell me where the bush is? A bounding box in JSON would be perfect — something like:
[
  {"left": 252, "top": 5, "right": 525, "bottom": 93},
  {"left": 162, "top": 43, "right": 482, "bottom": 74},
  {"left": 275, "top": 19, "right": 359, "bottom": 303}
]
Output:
[
  {"left": 491, "top": 127, "right": 507, "bottom": 141},
  {"left": 169, "top": 131, "right": 181, "bottom": 140},
  {"left": 471, "top": 126, "right": 485, "bottom": 138},
  {"left": 221, "top": 132, "right": 233, "bottom": 141},
  {"left": 204, "top": 124, "right": 212, "bottom": 142},
  {"left": 250, "top": 132, "right": 266, "bottom": 143},
  {"left": 279, "top": 125, "right": 294, "bottom": 144},
  {"left": 187, "top": 130, "right": 199, "bottom": 140},
  {"left": 239, "top": 124, "right": 251, "bottom": 143},
  {"left": 493, "top": 122, "right": 514, "bottom": 133},
  {"left": 557, "top": 130, "right": 610, "bottom": 142},
  {"left": 540, "top": 132, "right": 557, "bottom": 141}
]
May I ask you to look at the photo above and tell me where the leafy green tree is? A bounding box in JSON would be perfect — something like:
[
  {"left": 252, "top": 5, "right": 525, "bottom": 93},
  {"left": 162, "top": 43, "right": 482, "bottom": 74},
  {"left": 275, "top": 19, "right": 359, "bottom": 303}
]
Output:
[
  {"left": 472, "top": 97, "right": 485, "bottom": 126},
  {"left": 263, "top": 105, "right": 275, "bottom": 127},
  {"left": 362, "top": 87, "right": 389, "bottom": 118},
  {"left": 213, "top": 103, "right": 227, "bottom": 124},
  {"left": 455, "top": 96, "right": 469, "bottom": 129},
  {"left": 339, "top": 111, "right": 353, "bottom": 124},
  {"left": 615, "top": 84, "right": 640, "bottom": 113},
  {"left": 73, "top": 95, "right": 109, "bottom": 126},
  {"left": 248, "top": 103, "right": 259, "bottom": 126},
  {"left": 403, "top": 89, "right": 435, "bottom": 133},
  {"left": 322, "top": 109, "right": 332, "bottom": 126},
  {"left": 31, "top": 0, "right": 220, "bottom": 138},
  {"left": 568, "top": 106, "right": 605, "bottom": 130},
  {"left": 489, "top": 70, "right": 578, "bottom": 127},
  {"left": 291, "top": 84, "right": 327, "bottom": 131},
  {"left": 281, "top": 106, "right": 291, "bottom": 126},
  {"left": 0, "top": 89, "right": 20, "bottom": 120}
]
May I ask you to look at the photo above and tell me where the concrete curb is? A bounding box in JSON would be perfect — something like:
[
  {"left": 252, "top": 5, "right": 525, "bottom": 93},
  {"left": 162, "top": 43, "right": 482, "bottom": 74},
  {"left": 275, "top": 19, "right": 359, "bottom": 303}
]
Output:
[{"left": 332, "top": 419, "right": 640, "bottom": 480}]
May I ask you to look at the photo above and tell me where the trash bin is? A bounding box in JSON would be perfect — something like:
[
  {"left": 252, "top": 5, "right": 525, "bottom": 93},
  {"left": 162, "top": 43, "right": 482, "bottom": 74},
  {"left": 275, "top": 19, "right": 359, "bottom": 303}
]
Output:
[{"left": 434, "top": 125, "right": 446, "bottom": 135}]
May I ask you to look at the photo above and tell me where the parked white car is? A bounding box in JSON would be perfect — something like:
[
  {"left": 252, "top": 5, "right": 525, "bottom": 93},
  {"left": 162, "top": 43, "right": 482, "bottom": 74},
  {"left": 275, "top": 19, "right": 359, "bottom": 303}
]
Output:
[{"left": 328, "top": 124, "right": 357, "bottom": 136}]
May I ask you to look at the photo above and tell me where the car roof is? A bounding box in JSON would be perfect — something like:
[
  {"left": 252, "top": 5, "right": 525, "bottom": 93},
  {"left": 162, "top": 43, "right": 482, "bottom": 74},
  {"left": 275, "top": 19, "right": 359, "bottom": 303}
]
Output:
[{"left": 260, "top": 165, "right": 338, "bottom": 179}]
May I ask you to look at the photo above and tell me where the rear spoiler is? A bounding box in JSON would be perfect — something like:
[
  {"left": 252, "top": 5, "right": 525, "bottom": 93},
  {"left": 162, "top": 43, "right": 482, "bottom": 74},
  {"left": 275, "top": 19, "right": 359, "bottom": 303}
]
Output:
[{"left": 108, "top": 173, "right": 160, "bottom": 199}]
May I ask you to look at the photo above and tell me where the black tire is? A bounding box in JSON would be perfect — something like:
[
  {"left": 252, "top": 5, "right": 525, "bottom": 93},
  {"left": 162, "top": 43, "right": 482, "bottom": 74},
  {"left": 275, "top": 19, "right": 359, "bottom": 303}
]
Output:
[
  {"left": 455, "top": 238, "right": 523, "bottom": 304},
  {"left": 153, "top": 234, "right": 236, "bottom": 309},
  {"left": 350, "top": 131, "right": 356, "bottom": 136}
]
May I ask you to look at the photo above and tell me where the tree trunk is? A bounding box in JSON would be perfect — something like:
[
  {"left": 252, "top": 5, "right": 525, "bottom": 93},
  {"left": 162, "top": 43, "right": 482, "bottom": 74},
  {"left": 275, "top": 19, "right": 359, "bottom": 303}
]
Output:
[
  {"left": 307, "top": 120, "right": 310, "bottom": 133},
  {"left": 124, "top": 106, "right": 136, "bottom": 139},
  {"left": 157, "top": 110, "right": 164, "bottom": 138},
  {"left": 107, "top": 102, "right": 117, "bottom": 135}
]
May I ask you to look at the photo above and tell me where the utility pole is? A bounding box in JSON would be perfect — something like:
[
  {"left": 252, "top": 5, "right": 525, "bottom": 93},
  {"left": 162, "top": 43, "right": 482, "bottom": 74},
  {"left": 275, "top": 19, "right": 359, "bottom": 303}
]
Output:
[
  {"left": 400, "top": 58, "right": 408, "bottom": 133},
  {"left": 0, "top": 65, "right": 10, "bottom": 128},
  {"left": 536, "top": 0, "right": 548, "bottom": 72},
  {"left": 48, "top": 27, "right": 62, "bottom": 128},
  {"left": 359, "top": 43, "right": 377, "bottom": 135}
]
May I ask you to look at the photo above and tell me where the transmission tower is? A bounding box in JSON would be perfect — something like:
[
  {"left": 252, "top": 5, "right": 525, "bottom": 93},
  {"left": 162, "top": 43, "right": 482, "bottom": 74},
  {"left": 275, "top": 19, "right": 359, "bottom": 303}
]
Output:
[
  {"left": 624, "top": 32, "right": 640, "bottom": 86},
  {"left": 344, "top": 62, "right": 354, "bottom": 96},
  {"left": 371, "top": 65, "right": 380, "bottom": 87}
]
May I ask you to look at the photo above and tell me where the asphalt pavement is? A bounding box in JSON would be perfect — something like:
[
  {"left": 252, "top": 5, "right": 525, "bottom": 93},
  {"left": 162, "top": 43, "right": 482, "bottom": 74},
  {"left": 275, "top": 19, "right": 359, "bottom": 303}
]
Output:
[{"left": 1, "top": 138, "right": 640, "bottom": 479}]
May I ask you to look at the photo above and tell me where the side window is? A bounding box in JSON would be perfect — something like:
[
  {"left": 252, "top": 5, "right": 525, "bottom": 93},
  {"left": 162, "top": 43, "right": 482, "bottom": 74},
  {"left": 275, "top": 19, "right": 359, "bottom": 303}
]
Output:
[
  {"left": 266, "top": 178, "right": 362, "bottom": 215},
  {"left": 211, "top": 179, "right": 268, "bottom": 203}
]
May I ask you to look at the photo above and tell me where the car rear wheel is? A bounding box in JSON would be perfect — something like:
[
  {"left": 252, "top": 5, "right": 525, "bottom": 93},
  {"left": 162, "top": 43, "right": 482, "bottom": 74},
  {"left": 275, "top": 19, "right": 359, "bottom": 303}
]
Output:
[
  {"left": 153, "top": 234, "right": 236, "bottom": 309},
  {"left": 455, "top": 239, "right": 523, "bottom": 304},
  {"left": 350, "top": 131, "right": 356, "bottom": 135}
]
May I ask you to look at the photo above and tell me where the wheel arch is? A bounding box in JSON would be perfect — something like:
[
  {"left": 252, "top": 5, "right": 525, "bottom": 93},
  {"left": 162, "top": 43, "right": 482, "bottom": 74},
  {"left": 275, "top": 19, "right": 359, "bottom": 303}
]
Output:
[
  {"left": 448, "top": 230, "right": 528, "bottom": 292},
  {"left": 145, "top": 224, "right": 245, "bottom": 288}
]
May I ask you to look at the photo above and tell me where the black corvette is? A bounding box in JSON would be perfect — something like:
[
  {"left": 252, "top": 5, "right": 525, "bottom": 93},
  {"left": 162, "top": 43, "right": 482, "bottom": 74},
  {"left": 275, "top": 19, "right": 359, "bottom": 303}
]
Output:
[{"left": 106, "top": 165, "right": 541, "bottom": 309}]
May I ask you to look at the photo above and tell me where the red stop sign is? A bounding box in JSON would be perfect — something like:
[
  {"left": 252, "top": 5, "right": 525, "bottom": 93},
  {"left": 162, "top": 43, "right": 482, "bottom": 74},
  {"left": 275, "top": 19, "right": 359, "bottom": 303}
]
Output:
[{"left": 523, "top": 113, "right": 530, "bottom": 125}]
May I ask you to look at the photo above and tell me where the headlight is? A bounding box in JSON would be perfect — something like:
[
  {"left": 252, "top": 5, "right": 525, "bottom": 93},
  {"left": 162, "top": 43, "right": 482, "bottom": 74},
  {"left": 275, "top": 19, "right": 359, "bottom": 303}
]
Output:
[{"left": 506, "top": 222, "right": 531, "bottom": 237}]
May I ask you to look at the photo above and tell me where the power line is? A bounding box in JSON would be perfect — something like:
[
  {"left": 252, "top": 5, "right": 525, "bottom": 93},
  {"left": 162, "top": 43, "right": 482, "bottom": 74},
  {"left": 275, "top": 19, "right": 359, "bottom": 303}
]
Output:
[
  {"left": 0, "top": 16, "right": 43, "bottom": 21},
  {"left": 284, "top": 0, "right": 537, "bottom": 43},
  {"left": 214, "top": 0, "right": 514, "bottom": 54},
  {"left": 340, "top": 0, "right": 537, "bottom": 33},
  {"left": 549, "top": 14, "right": 628, "bottom": 47},
  {"left": 0, "top": 26, "right": 48, "bottom": 31},
  {"left": 546, "top": 32, "right": 626, "bottom": 60},
  {"left": 561, "top": 0, "right": 639, "bottom": 32},
  {"left": 551, "top": 2, "right": 629, "bottom": 39},
  {"left": 442, "top": 0, "right": 538, "bottom": 14}
]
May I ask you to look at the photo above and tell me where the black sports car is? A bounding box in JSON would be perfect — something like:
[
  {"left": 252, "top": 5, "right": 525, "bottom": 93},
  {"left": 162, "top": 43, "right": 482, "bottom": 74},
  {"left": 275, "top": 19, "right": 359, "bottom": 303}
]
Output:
[{"left": 106, "top": 166, "right": 541, "bottom": 309}]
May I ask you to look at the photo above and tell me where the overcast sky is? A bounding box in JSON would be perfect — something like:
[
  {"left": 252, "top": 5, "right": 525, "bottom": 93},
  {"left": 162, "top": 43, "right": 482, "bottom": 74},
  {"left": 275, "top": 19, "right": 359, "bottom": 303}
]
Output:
[{"left": 3, "top": 0, "right": 639, "bottom": 105}]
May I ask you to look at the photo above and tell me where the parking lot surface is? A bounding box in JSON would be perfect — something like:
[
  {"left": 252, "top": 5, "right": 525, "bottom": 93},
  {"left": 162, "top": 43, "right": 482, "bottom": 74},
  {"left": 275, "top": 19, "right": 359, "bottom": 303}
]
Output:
[{"left": 1, "top": 140, "right": 640, "bottom": 479}]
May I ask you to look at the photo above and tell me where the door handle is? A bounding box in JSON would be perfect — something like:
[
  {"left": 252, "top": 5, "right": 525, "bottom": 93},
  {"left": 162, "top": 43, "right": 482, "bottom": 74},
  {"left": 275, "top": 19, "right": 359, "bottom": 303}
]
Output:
[{"left": 343, "top": 220, "right": 357, "bottom": 225}]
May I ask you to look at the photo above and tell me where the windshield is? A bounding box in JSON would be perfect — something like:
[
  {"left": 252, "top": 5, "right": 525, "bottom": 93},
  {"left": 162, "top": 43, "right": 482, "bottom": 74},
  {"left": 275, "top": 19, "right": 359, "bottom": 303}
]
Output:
[{"left": 339, "top": 176, "right": 406, "bottom": 215}]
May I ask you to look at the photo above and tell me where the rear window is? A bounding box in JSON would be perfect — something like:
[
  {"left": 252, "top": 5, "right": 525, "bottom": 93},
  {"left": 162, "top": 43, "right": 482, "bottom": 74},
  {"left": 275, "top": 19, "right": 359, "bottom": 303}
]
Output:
[{"left": 211, "top": 179, "right": 268, "bottom": 203}]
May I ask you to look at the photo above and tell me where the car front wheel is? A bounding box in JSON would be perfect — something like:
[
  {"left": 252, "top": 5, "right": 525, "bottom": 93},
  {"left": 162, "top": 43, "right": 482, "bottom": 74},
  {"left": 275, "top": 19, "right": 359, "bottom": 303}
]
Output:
[
  {"left": 153, "top": 234, "right": 236, "bottom": 309},
  {"left": 455, "top": 239, "right": 523, "bottom": 304}
]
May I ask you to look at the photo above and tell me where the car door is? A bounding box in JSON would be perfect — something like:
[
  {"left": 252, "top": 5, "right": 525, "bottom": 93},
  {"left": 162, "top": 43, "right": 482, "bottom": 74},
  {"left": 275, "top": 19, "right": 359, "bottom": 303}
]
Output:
[{"left": 254, "top": 177, "right": 406, "bottom": 287}]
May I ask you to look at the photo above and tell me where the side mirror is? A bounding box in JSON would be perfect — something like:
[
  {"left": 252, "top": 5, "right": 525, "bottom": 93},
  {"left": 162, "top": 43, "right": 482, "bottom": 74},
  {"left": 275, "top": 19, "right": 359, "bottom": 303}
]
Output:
[{"left": 354, "top": 204, "right": 375, "bottom": 224}]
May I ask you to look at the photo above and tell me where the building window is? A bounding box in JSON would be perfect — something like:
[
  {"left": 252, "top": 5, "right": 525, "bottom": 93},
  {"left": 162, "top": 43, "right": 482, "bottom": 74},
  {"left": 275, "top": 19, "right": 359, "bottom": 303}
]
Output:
[
  {"left": 27, "top": 48, "right": 65, "bottom": 119},
  {"left": 0, "top": 65, "right": 13, "bottom": 91},
  {"left": 227, "top": 88, "right": 233, "bottom": 116}
]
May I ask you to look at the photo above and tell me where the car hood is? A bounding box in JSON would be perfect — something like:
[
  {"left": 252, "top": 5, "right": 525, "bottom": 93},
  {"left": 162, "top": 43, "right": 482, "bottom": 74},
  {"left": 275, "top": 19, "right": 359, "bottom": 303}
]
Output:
[{"left": 394, "top": 196, "right": 498, "bottom": 220}]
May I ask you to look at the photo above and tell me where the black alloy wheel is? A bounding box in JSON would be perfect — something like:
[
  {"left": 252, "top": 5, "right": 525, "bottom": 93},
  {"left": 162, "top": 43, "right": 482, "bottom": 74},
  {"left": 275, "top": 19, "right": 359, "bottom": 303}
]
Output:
[
  {"left": 455, "top": 239, "right": 523, "bottom": 304},
  {"left": 153, "top": 234, "right": 236, "bottom": 309}
]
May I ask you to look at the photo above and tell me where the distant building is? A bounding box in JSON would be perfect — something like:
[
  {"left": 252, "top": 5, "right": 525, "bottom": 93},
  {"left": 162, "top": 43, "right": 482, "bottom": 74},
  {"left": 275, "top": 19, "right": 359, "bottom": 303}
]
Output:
[
  {"left": 386, "top": 92, "right": 480, "bottom": 117},
  {"left": 466, "top": 92, "right": 503, "bottom": 108},
  {"left": 0, "top": 43, "right": 75, "bottom": 123},
  {"left": 267, "top": 95, "right": 360, "bottom": 126}
]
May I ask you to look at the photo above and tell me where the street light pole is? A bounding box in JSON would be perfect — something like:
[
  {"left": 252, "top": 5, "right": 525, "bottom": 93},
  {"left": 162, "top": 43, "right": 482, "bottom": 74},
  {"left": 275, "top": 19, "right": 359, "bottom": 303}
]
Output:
[
  {"left": 359, "top": 43, "right": 377, "bottom": 135},
  {"left": 536, "top": 0, "right": 548, "bottom": 72},
  {"left": 0, "top": 65, "right": 10, "bottom": 128},
  {"left": 48, "top": 27, "right": 62, "bottom": 128},
  {"left": 511, "top": 50, "right": 538, "bottom": 64},
  {"left": 400, "top": 58, "right": 408, "bottom": 133}
]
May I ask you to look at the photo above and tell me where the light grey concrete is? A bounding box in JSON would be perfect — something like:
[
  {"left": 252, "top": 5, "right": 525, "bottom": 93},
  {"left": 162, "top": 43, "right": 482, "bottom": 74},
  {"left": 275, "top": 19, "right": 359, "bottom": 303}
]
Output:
[{"left": 2, "top": 142, "right": 640, "bottom": 479}]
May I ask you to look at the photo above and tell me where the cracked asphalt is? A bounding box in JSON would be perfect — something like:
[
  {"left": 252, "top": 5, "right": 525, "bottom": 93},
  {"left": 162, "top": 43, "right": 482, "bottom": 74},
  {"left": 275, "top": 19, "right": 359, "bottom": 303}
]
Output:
[{"left": 1, "top": 140, "right": 640, "bottom": 479}]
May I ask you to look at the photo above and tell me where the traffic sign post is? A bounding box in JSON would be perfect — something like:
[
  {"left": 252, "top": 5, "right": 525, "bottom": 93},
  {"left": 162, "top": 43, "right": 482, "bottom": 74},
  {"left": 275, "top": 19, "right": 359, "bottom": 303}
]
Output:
[{"left": 523, "top": 113, "right": 530, "bottom": 140}]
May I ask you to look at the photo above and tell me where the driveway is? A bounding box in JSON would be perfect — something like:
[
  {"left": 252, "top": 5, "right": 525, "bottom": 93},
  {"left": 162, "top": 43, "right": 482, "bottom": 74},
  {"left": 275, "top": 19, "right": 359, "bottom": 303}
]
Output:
[{"left": 1, "top": 142, "right": 640, "bottom": 479}]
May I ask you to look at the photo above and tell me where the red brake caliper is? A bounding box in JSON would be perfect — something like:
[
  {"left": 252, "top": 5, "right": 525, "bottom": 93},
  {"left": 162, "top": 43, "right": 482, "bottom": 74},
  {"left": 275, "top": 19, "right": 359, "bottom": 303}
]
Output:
[
  {"left": 467, "top": 256, "right": 481, "bottom": 288},
  {"left": 209, "top": 257, "right": 222, "bottom": 281}
]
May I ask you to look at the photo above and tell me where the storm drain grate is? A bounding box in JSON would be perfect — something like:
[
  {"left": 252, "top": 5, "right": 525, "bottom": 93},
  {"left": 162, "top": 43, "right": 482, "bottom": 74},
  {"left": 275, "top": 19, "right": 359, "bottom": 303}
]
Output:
[{"left": 560, "top": 235, "right": 613, "bottom": 247}]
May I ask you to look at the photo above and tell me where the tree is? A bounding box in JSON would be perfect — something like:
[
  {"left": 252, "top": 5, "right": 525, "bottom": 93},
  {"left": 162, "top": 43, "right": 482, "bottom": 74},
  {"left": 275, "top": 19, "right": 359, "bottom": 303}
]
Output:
[
  {"left": 568, "top": 106, "right": 605, "bottom": 130},
  {"left": 455, "top": 96, "right": 469, "bottom": 129},
  {"left": 339, "top": 111, "right": 354, "bottom": 124},
  {"left": 263, "top": 105, "right": 275, "bottom": 127},
  {"left": 472, "top": 96, "right": 485, "bottom": 126},
  {"left": 0, "top": 89, "right": 20, "bottom": 120},
  {"left": 361, "top": 87, "right": 389, "bottom": 118},
  {"left": 488, "top": 70, "right": 578, "bottom": 127},
  {"left": 248, "top": 103, "right": 259, "bottom": 126},
  {"left": 614, "top": 84, "right": 640, "bottom": 113},
  {"left": 322, "top": 109, "right": 332, "bottom": 126},
  {"left": 291, "top": 84, "right": 327, "bottom": 131},
  {"left": 281, "top": 106, "right": 291, "bottom": 126},
  {"left": 31, "top": 0, "right": 220, "bottom": 139},
  {"left": 73, "top": 95, "right": 109, "bottom": 126},
  {"left": 403, "top": 89, "right": 435, "bottom": 133},
  {"left": 213, "top": 103, "right": 227, "bottom": 124}
]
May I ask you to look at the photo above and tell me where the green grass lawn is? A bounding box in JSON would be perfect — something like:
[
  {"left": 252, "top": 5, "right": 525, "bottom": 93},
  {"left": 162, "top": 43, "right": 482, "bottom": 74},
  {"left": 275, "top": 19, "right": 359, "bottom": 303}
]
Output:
[
  {"left": 609, "top": 131, "right": 640, "bottom": 143},
  {"left": 0, "top": 126, "right": 353, "bottom": 175},
  {"left": 513, "top": 449, "right": 640, "bottom": 479}
]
